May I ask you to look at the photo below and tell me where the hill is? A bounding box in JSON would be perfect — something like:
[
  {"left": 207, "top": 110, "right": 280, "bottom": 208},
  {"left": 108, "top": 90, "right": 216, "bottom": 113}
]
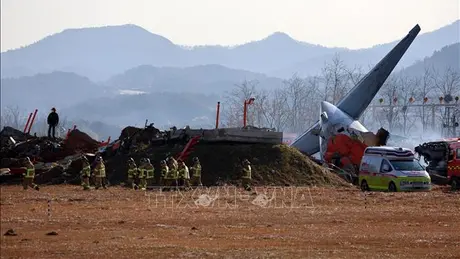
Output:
[
  {"left": 0, "top": 25, "right": 340, "bottom": 81},
  {"left": 61, "top": 90, "right": 218, "bottom": 127},
  {"left": 2, "top": 21, "right": 458, "bottom": 80},
  {"left": 1, "top": 64, "right": 279, "bottom": 129},
  {"left": 0, "top": 71, "right": 106, "bottom": 112},
  {"left": 2, "top": 41, "right": 457, "bottom": 133},
  {"left": 273, "top": 20, "right": 460, "bottom": 77},
  {"left": 399, "top": 43, "right": 460, "bottom": 77},
  {"left": 61, "top": 92, "right": 219, "bottom": 129},
  {"left": 105, "top": 64, "right": 283, "bottom": 93}
]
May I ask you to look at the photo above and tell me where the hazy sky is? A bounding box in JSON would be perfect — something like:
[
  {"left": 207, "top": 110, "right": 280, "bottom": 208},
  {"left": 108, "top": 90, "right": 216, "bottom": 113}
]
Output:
[{"left": 1, "top": 0, "right": 459, "bottom": 51}]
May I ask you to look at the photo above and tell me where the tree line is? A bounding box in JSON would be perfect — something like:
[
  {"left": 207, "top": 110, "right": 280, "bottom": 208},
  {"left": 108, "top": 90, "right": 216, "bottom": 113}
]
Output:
[
  {"left": 220, "top": 54, "right": 460, "bottom": 137},
  {"left": 2, "top": 54, "right": 459, "bottom": 138}
]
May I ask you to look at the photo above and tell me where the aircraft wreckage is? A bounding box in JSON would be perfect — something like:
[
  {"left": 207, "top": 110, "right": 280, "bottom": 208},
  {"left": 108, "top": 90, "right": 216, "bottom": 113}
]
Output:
[{"left": 290, "top": 24, "right": 421, "bottom": 166}]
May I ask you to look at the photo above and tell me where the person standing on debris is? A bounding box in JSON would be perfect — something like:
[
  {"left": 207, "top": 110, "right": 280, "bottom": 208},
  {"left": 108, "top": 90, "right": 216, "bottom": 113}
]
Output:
[
  {"left": 21, "top": 157, "right": 40, "bottom": 191},
  {"left": 145, "top": 158, "right": 155, "bottom": 188},
  {"left": 137, "top": 158, "right": 147, "bottom": 190},
  {"left": 178, "top": 160, "right": 190, "bottom": 190},
  {"left": 80, "top": 156, "right": 91, "bottom": 190},
  {"left": 241, "top": 159, "right": 252, "bottom": 191},
  {"left": 47, "top": 107, "right": 59, "bottom": 139},
  {"left": 93, "top": 156, "right": 107, "bottom": 189},
  {"left": 127, "top": 157, "right": 138, "bottom": 189},
  {"left": 189, "top": 157, "right": 202, "bottom": 187}
]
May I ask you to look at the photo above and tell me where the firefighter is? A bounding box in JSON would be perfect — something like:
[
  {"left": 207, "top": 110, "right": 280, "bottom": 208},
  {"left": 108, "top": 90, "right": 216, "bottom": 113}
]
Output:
[
  {"left": 189, "top": 157, "right": 202, "bottom": 187},
  {"left": 178, "top": 160, "right": 190, "bottom": 190},
  {"left": 167, "top": 156, "right": 178, "bottom": 171},
  {"left": 80, "top": 156, "right": 91, "bottom": 190},
  {"left": 21, "top": 157, "right": 39, "bottom": 191},
  {"left": 241, "top": 159, "right": 252, "bottom": 191},
  {"left": 138, "top": 158, "right": 146, "bottom": 190},
  {"left": 93, "top": 155, "right": 107, "bottom": 189},
  {"left": 166, "top": 158, "right": 178, "bottom": 191},
  {"left": 145, "top": 158, "right": 155, "bottom": 188},
  {"left": 160, "top": 160, "right": 170, "bottom": 191},
  {"left": 127, "top": 157, "right": 138, "bottom": 189}
]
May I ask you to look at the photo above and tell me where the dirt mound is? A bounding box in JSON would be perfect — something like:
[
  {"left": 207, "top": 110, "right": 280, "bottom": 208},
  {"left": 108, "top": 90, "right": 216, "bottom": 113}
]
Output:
[
  {"left": 191, "top": 143, "right": 347, "bottom": 186},
  {"left": 105, "top": 143, "right": 347, "bottom": 187}
]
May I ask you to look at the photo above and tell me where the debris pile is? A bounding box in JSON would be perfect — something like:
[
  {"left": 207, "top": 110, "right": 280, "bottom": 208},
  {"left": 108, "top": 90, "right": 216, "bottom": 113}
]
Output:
[
  {"left": 1, "top": 124, "right": 347, "bottom": 187},
  {"left": 0, "top": 127, "right": 98, "bottom": 184}
]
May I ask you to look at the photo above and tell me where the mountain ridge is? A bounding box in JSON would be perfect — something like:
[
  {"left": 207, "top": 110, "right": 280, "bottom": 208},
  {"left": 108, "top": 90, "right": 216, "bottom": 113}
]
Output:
[
  {"left": 1, "top": 42, "right": 457, "bottom": 135},
  {"left": 3, "top": 20, "right": 458, "bottom": 81}
]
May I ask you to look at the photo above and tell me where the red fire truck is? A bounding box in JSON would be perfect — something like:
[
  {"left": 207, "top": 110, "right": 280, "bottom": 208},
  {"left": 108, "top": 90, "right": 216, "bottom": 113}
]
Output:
[{"left": 414, "top": 138, "right": 460, "bottom": 190}]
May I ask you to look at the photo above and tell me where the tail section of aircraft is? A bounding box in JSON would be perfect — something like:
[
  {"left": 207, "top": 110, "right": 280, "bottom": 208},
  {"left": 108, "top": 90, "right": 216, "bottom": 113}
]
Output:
[{"left": 290, "top": 24, "right": 421, "bottom": 156}]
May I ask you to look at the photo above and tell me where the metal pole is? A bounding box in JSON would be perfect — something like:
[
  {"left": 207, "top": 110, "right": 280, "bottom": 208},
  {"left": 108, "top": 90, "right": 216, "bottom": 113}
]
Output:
[
  {"left": 23, "top": 112, "right": 32, "bottom": 133},
  {"left": 447, "top": 106, "right": 451, "bottom": 137},
  {"left": 389, "top": 106, "right": 394, "bottom": 131},
  {"left": 27, "top": 109, "right": 38, "bottom": 134},
  {"left": 243, "top": 101, "right": 247, "bottom": 127},
  {"left": 453, "top": 115, "right": 457, "bottom": 137},
  {"left": 215, "top": 102, "right": 220, "bottom": 129},
  {"left": 422, "top": 104, "right": 425, "bottom": 134}
]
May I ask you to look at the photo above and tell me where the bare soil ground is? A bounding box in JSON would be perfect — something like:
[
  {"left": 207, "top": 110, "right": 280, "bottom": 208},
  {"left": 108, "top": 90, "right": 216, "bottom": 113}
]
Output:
[{"left": 1, "top": 185, "right": 460, "bottom": 259}]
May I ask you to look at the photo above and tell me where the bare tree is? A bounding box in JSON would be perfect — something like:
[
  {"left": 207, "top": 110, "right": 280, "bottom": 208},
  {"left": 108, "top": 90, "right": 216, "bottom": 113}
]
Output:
[
  {"left": 221, "top": 80, "right": 260, "bottom": 127},
  {"left": 321, "top": 53, "right": 353, "bottom": 104},
  {"left": 303, "top": 76, "right": 322, "bottom": 125},
  {"left": 345, "top": 65, "right": 364, "bottom": 86},
  {"left": 257, "top": 89, "right": 290, "bottom": 131},
  {"left": 431, "top": 66, "right": 460, "bottom": 134},
  {"left": 282, "top": 74, "right": 315, "bottom": 133},
  {"left": 0, "top": 105, "right": 25, "bottom": 130},
  {"left": 251, "top": 89, "right": 270, "bottom": 128},
  {"left": 414, "top": 66, "right": 435, "bottom": 133},
  {"left": 377, "top": 74, "right": 400, "bottom": 131},
  {"left": 432, "top": 66, "right": 460, "bottom": 97},
  {"left": 397, "top": 74, "right": 419, "bottom": 135}
]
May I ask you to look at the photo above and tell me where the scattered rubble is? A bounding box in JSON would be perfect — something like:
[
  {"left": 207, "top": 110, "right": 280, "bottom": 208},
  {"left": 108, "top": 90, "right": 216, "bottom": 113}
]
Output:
[
  {"left": 0, "top": 127, "right": 97, "bottom": 184},
  {"left": 1, "top": 124, "right": 347, "bottom": 187},
  {"left": 4, "top": 229, "right": 17, "bottom": 236}
]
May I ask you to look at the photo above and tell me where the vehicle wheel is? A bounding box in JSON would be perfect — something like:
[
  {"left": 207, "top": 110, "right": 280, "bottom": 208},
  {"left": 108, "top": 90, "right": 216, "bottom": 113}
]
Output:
[
  {"left": 388, "top": 182, "right": 397, "bottom": 192},
  {"left": 360, "top": 180, "right": 369, "bottom": 192}
]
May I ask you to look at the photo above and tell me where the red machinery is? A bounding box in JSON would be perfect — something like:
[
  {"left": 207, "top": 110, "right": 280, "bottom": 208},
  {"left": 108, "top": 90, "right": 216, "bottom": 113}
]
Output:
[
  {"left": 414, "top": 138, "right": 460, "bottom": 189},
  {"left": 176, "top": 135, "right": 201, "bottom": 162},
  {"left": 322, "top": 128, "right": 389, "bottom": 182},
  {"left": 323, "top": 134, "right": 368, "bottom": 172}
]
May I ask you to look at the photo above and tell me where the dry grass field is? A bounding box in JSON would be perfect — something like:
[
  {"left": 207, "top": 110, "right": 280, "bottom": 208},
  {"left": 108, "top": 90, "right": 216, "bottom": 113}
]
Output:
[{"left": 1, "top": 185, "right": 459, "bottom": 258}]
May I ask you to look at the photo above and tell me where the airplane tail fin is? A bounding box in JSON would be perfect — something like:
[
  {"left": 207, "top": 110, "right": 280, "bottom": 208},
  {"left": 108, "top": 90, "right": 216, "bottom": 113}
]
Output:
[
  {"left": 290, "top": 24, "right": 421, "bottom": 155},
  {"left": 337, "top": 24, "right": 421, "bottom": 120}
]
